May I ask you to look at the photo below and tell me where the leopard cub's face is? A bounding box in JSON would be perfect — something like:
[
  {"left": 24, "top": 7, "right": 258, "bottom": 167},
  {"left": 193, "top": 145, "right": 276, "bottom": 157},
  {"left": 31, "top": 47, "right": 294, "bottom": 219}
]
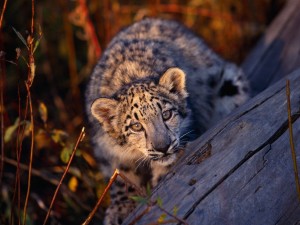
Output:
[{"left": 91, "top": 68, "right": 189, "bottom": 166}]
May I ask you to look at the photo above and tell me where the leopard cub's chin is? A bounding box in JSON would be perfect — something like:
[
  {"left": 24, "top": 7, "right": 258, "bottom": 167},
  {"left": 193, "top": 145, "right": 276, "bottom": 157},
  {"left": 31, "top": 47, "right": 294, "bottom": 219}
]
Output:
[{"left": 153, "top": 153, "right": 178, "bottom": 166}]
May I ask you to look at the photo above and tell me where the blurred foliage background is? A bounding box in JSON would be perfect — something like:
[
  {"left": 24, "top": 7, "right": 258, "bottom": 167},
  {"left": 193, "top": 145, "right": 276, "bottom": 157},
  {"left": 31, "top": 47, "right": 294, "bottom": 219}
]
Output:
[{"left": 0, "top": 0, "right": 286, "bottom": 224}]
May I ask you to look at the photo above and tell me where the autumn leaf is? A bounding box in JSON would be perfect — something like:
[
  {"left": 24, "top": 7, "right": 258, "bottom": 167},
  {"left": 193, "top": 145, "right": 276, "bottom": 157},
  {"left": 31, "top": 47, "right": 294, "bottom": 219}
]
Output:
[
  {"left": 81, "top": 151, "right": 97, "bottom": 167},
  {"left": 4, "top": 118, "right": 20, "bottom": 143},
  {"left": 4, "top": 118, "right": 31, "bottom": 143},
  {"left": 157, "top": 213, "right": 166, "bottom": 223},
  {"left": 35, "top": 129, "right": 51, "bottom": 150},
  {"left": 68, "top": 176, "right": 78, "bottom": 192},
  {"left": 38, "top": 101, "right": 48, "bottom": 124},
  {"left": 173, "top": 205, "right": 179, "bottom": 216},
  {"left": 60, "top": 146, "right": 72, "bottom": 163},
  {"left": 51, "top": 129, "right": 68, "bottom": 145}
]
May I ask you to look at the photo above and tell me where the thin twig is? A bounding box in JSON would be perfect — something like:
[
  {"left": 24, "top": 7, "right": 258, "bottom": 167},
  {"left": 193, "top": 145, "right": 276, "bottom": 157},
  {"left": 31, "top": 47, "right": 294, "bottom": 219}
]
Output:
[
  {"left": 78, "top": 0, "right": 101, "bottom": 58},
  {"left": 0, "top": 0, "right": 8, "bottom": 29},
  {"left": 2, "top": 156, "right": 59, "bottom": 186},
  {"left": 59, "top": 0, "right": 79, "bottom": 100},
  {"left": 82, "top": 169, "right": 120, "bottom": 225},
  {"left": 22, "top": 1, "right": 36, "bottom": 220},
  {"left": 31, "top": 0, "right": 34, "bottom": 34},
  {"left": 146, "top": 219, "right": 178, "bottom": 225},
  {"left": 10, "top": 85, "right": 22, "bottom": 225},
  {"left": 43, "top": 127, "right": 85, "bottom": 225},
  {"left": 128, "top": 206, "right": 151, "bottom": 225},
  {"left": 127, "top": 197, "right": 188, "bottom": 224},
  {"left": 0, "top": 0, "right": 7, "bottom": 187},
  {"left": 157, "top": 205, "right": 188, "bottom": 225},
  {"left": 0, "top": 42, "right": 5, "bottom": 188},
  {"left": 2, "top": 154, "right": 95, "bottom": 214},
  {"left": 22, "top": 82, "right": 35, "bottom": 225},
  {"left": 286, "top": 79, "right": 300, "bottom": 201}
]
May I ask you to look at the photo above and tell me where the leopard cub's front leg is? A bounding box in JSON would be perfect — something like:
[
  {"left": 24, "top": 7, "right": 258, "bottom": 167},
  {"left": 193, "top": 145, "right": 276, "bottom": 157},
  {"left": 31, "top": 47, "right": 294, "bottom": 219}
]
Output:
[{"left": 104, "top": 179, "right": 137, "bottom": 225}]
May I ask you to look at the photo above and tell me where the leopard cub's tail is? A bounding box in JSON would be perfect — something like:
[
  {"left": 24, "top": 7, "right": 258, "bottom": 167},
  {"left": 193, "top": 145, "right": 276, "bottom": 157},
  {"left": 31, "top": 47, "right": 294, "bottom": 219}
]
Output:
[{"left": 211, "top": 63, "right": 250, "bottom": 124}]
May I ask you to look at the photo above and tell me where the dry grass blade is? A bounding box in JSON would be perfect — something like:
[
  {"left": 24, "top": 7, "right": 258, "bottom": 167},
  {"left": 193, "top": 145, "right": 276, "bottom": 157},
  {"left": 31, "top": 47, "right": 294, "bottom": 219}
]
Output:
[
  {"left": 43, "top": 127, "right": 86, "bottom": 225},
  {"left": 286, "top": 79, "right": 300, "bottom": 201},
  {"left": 22, "top": 82, "right": 35, "bottom": 225},
  {"left": 10, "top": 85, "right": 22, "bottom": 225},
  {"left": 3, "top": 156, "right": 59, "bottom": 186},
  {"left": 0, "top": 0, "right": 8, "bottom": 29},
  {"left": 78, "top": 0, "right": 101, "bottom": 58},
  {"left": 0, "top": 0, "right": 7, "bottom": 189},
  {"left": 31, "top": 0, "right": 34, "bottom": 34},
  {"left": 0, "top": 49, "right": 5, "bottom": 188}
]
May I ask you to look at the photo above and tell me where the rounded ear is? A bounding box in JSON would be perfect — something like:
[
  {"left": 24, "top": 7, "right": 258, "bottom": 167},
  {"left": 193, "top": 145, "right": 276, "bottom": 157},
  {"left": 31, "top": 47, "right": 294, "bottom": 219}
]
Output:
[
  {"left": 91, "top": 98, "right": 118, "bottom": 124},
  {"left": 159, "top": 68, "right": 188, "bottom": 98}
]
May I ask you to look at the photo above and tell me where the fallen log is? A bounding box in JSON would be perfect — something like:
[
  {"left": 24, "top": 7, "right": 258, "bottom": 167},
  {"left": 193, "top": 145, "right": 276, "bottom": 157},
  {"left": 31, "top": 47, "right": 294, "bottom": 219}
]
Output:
[{"left": 124, "top": 65, "right": 300, "bottom": 225}]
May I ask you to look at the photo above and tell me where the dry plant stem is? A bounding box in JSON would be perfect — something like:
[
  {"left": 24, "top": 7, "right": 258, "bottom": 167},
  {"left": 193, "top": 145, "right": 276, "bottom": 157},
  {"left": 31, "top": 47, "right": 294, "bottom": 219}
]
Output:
[
  {"left": 21, "top": 0, "right": 36, "bottom": 216},
  {"left": 3, "top": 156, "right": 60, "bottom": 186},
  {"left": 286, "top": 79, "right": 300, "bottom": 201},
  {"left": 43, "top": 127, "right": 85, "bottom": 225},
  {"left": 0, "top": 48, "right": 5, "bottom": 187},
  {"left": 147, "top": 220, "right": 177, "bottom": 225},
  {"left": 103, "top": 0, "right": 111, "bottom": 45},
  {"left": 2, "top": 155, "right": 95, "bottom": 213},
  {"left": 78, "top": 0, "right": 101, "bottom": 58},
  {"left": 31, "top": 0, "right": 34, "bottom": 34},
  {"left": 0, "top": 0, "right": 8, "bottom": 29},
  {"left": 0, "top": 0, "right": 7, "bottom": 205},
  {"left": 59, "top": 0, "right": 79, "bottom": 101},
  {"left": 10, "top": 86, "right": 22, "bottom": 225},
  {"left": 16, "top": 86, "right": 22, "bottom": 225},
  {"left": 82, "top": 169, "right": 120, "bottom": 225},
  {"left": 128, "top": 206, "right": 151, "bottom": 225},
  {"left": 156, "top": 205, "right": 188, "bottom": 225},
  {"left": 128, "top": 201, "right": 188, "bottom": 225},
  {"left": 22, "top": 82, "right": 35, "bottom": 225}
]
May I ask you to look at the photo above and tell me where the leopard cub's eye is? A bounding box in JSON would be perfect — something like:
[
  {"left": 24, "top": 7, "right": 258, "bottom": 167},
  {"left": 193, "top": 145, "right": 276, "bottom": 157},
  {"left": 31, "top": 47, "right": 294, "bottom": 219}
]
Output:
[
  {"left": 162, "top": 110, "right": 172, "bottom": 121},
  {"left": 130, "top": 122, "right": 143, "bottom": 132}
]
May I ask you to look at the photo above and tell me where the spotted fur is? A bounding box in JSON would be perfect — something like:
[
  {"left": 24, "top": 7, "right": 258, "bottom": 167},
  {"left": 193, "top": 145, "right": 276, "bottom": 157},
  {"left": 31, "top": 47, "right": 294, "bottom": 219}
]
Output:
[{"left": 85, "top": 18, "right": 249, "bottom": 224}]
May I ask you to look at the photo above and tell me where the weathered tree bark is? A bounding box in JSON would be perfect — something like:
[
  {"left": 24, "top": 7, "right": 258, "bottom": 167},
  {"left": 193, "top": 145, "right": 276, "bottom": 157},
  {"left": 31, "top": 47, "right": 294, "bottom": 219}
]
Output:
[{"left": 124, "top": 0, "right": 300, "bottom": 224}]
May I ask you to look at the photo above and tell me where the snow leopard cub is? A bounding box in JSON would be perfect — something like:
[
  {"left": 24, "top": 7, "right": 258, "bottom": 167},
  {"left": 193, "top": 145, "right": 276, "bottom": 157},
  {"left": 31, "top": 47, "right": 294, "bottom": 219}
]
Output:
[{"left": 85, "top": 18, "right": 249, "bottom": 224}]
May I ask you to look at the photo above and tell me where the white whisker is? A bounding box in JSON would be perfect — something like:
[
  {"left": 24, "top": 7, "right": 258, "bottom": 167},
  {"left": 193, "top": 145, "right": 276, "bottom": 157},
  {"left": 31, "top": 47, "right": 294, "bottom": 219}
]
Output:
[
  {"left": 135, "top": 155, "right": 149, "bottom": 170},
  {"left": 179, "top": 130, "right": 194, "bottom": 140}
]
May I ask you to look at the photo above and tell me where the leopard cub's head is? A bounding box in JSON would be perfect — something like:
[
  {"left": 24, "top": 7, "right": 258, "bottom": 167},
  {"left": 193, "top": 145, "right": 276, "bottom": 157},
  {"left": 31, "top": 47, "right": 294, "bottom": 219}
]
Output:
[{"left": 91, "top": 68, "right": 190, "bottom": 166}]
